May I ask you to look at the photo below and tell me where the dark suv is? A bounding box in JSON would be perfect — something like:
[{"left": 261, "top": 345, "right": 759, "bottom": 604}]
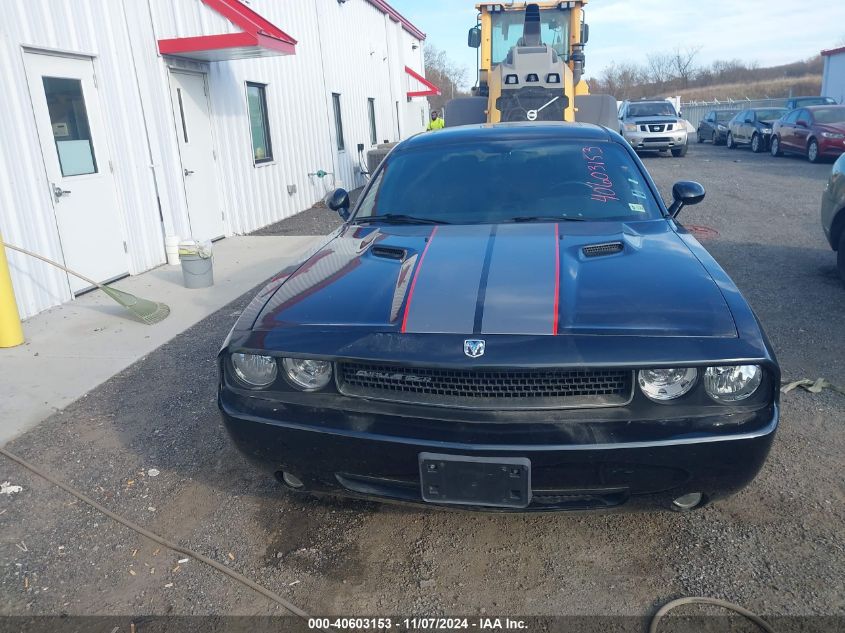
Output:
[{"left": 784, "top": 96, "right": 837, "bottom": 110}]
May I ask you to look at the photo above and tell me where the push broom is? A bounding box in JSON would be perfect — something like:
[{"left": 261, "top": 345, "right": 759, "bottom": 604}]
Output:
[{"left": 1, "top": 241, "right": 170, "bottom": 325}]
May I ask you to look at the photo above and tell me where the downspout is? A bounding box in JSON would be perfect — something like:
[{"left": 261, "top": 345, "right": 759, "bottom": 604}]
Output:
[
  {"left": 382, "top": 14, "right": 400, "bottom": 140},
  {"left": 312, "top": 0, "right": 339, "bottom": 185},
  {"left": 122, "top": 0, "right": 168, "bottom": 249}
]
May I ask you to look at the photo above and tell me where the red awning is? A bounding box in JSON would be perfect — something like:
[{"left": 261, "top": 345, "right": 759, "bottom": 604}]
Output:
[
  {"left": 406, "top": 66, "right": 440, "bottom": 98},
  {"left": 158, "top": 0, "right": 296, "bottom": 61}
]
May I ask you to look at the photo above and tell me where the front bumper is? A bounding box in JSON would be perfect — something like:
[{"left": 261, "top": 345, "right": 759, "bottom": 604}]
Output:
[
  {"left": 818, "top": 136, "right": 845, "bottom": 158},
  {"left": 220, "top": 387, "right": 778, "bottom": 512},
  {"left": 622, "top": 127, "right": 688, "bottom": 151}
]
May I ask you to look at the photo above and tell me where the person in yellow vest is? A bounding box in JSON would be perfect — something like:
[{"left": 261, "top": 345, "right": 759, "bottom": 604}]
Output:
[{"left": 426, "top": 110, "right": 445, "bottom": 131}]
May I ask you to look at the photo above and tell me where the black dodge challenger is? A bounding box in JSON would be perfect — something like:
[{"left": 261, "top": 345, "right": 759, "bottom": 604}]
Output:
[{"left": 218, "top": 123, "right": 779, "bottom": 512}]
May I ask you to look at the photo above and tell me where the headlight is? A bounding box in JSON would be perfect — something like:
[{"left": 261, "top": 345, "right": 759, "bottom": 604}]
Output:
[
  {"left": 717, "top": 124, "right": 727, "bottom": 130},
  {"left": 762, "top": 128, "right": 772, "bottom": 134},
  {"left": 231, "top": 353, "right": 277, "bottom": 388},
  {"left": 638, "top": 368, "right": 697, "bottom": 401},
  {"left": 821, "top": 132, "right": 845, "bottom": 139},
  {"left": 282, "top": 357, "right": 333, "bottom": 391},
  {"left": 704, "top": 365, "right": 762, "bottom": 402},
  {"left": 624, "top": 123, "right": 638, "bottom": 132}
]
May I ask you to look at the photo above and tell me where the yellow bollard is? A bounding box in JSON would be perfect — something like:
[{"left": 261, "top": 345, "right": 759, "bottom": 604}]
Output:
[{"left": 0, "top": 232, "right": 25, "bottom": 348}]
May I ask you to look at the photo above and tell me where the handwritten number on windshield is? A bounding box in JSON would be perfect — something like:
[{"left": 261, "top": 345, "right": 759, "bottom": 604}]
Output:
[{"left": 582, "top": 146, "right": 620, "bottom": 203}]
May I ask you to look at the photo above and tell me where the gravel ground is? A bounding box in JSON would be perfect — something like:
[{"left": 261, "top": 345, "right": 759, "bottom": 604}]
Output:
[
  {"left": 1, "top": 142, "right": 844, "bottom": 628},
  {"left": 250, "top": 187, "right": 363, "bottom": 237}
]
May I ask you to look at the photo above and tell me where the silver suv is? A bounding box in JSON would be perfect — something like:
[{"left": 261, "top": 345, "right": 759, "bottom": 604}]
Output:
[{"left": 618, "top": 99, "right": 688, "bottom": 157}]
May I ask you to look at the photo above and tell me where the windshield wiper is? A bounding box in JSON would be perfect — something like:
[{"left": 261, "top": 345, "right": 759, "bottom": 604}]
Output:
[
  {"left": 353, "top": 214, "right": 450, "bottom": 225},
  {"left": 508, "top": 215, "right": 588, "bottom": 223}
]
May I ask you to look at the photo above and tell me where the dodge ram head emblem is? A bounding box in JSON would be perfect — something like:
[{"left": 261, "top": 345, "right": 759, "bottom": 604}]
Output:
[{"left": 464, "top": 339, "right": 486, "bottom": 358}]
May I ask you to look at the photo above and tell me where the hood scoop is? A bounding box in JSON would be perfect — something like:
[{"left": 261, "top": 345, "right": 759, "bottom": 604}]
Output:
[
  {"left": 371, "top": 245, "right": 407, "bottom": 261},
  {"left": 582, "top": 241, "right": 624, "bottom": 258}
]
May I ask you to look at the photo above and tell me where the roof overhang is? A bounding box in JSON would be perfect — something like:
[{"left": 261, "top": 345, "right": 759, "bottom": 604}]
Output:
[
  {"left": 821, "top": 46, "right": 845, "bottom": 57},
  {"left": 158, "top": 0, "right": 296, "bottom": 62},
  {"left": 367, "top": 0, "right": 426, "bottom": 41}
]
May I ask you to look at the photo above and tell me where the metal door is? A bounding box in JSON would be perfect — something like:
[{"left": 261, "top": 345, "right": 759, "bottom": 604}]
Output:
[
  {"left": 24, "top": 52, "right": 128, "bottom": 293},
  {"left": 169, "top": 71, "right": 224, "bottom": 241}
]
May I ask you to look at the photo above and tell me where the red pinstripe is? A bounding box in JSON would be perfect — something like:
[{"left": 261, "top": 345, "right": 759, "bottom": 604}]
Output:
[{"left": 400, "top": 226, "right": 439, "bottom": 333}]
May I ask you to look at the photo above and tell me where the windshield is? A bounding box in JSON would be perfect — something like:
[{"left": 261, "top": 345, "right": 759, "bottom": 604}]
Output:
[
  {"left": 627, "top": 102, "right": 676, "bottom": 117},
  {"left": 490, "top": 9, "right": 571, "bottom": 63},
  {"left": 715, "top": 111, "right": 736, "bottom": 122},
  {"left": 812, "top": 107, "right": 845, "bottom": 124},
  {"left": 353, "top": 140, "right": 660, "bottom": 224},
  {"left": 754, "top": 109, "right": 786, "bottom": 121}
]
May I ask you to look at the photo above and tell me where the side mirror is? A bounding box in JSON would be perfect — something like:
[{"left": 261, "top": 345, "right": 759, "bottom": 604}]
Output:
[
  {"left": 326, "top": 188, "right": 351, "bottom": 220},
  {"left": 667, "top": 181, "right": 705, "bottom": 218},
  {"left": 581, "top": 23, "right": 590, "bottom": 44},
  {"left": 467, "top": 26, "right": 481, "bottom": 49}
]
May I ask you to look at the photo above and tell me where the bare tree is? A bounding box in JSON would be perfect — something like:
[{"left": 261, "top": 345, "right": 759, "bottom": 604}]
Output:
[
  {"left": 597, "top": 62, "right": 647, "bottom": 100},
  {"left": 646, "top": 52, "right": 675, "bottom": 88},
  {"left": 670, "top": 45, "right": 702, "bottom": 89},
  {"left": 423, "top": 45, "right": 470, "bottom": 112}
]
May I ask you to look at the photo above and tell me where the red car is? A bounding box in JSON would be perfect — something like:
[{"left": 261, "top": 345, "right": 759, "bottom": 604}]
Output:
[{"left": 771, "top": 105, "right": 845, "bottom": 163}]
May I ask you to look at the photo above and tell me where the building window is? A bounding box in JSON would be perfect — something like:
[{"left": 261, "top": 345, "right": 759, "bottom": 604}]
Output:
[
  {"left": 332, "top": 93, "right": 345, "bottom": 151},
  {"left": 367, "top": 98, "right": 377, "bottom": 145},
  {"left": 246, "top": 82, "right": 273, "bottom": 163},
  {"left": 43, "top": 77, "right": 98, "bottom": 176}
]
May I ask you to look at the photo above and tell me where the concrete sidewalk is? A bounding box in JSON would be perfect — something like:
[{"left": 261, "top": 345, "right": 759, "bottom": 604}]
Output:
[{"left": 0, "top": 235, "right": 321, "bottom": 445}]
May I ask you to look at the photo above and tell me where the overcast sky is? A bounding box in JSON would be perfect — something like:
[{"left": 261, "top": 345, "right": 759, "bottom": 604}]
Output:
[{"left": 389, "top": 0, "right": 845, "bottom": 87}]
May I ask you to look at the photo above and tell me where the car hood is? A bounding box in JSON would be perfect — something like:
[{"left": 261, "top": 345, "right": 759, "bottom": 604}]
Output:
[
  {"left": 816, "top": 122, "right": 845, "bottom": 134},
  {"left": 254, "top": 222, "right": 737, "bottom": 338}
]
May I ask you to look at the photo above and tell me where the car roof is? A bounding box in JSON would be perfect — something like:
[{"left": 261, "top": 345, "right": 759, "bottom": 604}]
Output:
[
  {"left": 805, "top": 104, "right": 845, "bottom": 110},
  {"left": 399, "top": 122, "right": 617, "bottom": 151}
]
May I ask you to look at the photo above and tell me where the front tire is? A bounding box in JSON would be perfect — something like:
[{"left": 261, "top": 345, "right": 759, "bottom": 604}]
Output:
[
  {"left": 751, "top": 133, "right": 763, "bottom": 153},
  {"left": 771, "top": 135, "right": 783, "bottom": 156},
  {"left": 712, "top": 130, "right": 719, "bottom": 145},
  {"left": 727, "top": 132, "right": 737, "bottom": 149},
  {"left": 671, "top": 143, "right": 688, "bottom": 157},
  {"left": 697, "top": 130, "right": 704, "bottom": 143},
  {"left": 807, "top": 138, "right": 821, "bottom": 163}
]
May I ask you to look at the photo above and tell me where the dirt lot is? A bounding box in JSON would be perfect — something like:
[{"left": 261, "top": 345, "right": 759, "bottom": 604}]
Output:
[{"left": 1, "top": 141, "right": 844, "bottom": 628}]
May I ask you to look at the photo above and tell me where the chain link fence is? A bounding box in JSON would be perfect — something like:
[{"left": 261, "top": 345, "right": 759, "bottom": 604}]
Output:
[{"left": 681, "top": 98, "right": 789, "bottom": 128}]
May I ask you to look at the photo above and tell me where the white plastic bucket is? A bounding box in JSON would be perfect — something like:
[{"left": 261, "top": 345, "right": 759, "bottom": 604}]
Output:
[
  {"left": 178, "top": 240, "right": 214, "bottom": 289},
  {"left": 165, "top": 235, "right": 181, "bottom": 266}
]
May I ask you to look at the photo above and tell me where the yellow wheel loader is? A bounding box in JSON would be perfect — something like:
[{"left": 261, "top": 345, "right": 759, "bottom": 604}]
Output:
[{"left": 446, "top": 1, "right": 618, "bottom": 128}]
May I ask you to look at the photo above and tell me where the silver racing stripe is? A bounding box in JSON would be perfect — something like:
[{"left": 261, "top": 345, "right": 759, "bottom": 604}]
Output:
[
  {"left": 480, "top": 223, "right": 558, "bottom": 335},
  {"left": 402, "top": 225, "right": 490, "bottom": 334}
]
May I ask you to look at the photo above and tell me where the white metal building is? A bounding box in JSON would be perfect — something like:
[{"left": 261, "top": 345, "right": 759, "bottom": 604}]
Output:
[
  {"left": 0, "top": 0, "right": 436, "bottom": 319},
  {"left": 822, "top": 46, "right": 845, "bottom": 105}
]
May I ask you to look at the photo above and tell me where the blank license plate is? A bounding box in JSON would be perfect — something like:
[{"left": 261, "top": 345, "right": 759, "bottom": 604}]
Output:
[{"left": 419, "top": 453, "right": 531, "bottom": 509}]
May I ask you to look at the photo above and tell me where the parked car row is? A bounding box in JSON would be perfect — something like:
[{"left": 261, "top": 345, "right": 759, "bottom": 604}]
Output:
[{"left": 695, "top": 98, "right": 845, "bottom": 163}]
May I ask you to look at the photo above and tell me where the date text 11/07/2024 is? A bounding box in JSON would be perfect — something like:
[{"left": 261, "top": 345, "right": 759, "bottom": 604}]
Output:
[{"left": 308, "top": 617, "right": 528, "bottom": 630}]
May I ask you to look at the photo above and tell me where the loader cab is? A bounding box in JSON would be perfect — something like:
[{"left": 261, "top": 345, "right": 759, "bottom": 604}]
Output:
[
  {"left": 469, "top": 1, "right": 589, "bottom": 98},
  {"left": 488, "top": 8, "right": 571, "bottom": 63}
]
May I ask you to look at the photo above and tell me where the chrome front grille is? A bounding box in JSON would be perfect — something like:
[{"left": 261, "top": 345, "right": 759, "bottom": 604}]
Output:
[{"left": 336, "top": 363, "right": 633, "bottom": 410}]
